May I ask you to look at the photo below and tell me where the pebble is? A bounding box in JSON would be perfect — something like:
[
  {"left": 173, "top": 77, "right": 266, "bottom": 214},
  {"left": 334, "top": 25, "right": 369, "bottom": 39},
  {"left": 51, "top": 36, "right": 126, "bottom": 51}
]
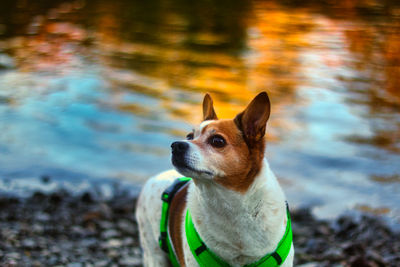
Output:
[
  {"left": 297, "top": 263, "right": 319, "bottom": 267},
  {"left": 21, "top": 238, "right": 36, "bottom": 248},
  {"left": 118, "top": 219, "right": 136, "bottom": 234},
  {"left": 119, "top": 256, "right": 142, "bottom": 266},
  {"left": 101, "top": 229, "right": 119, "bottom": 239},
  {"left": 94, "top": 260, "right": 109, "bottom": 267},
  {"left": 35, "top": 212, "right": 50, "bottom": 222},
  {"left": 105, "top": 239, "right": 123, "bottom": 248}
]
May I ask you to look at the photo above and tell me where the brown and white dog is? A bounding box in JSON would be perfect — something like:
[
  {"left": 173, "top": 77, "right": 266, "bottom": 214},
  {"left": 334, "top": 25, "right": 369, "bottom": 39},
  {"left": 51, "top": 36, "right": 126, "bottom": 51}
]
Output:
[{"left": 136, "top": 92, "right": 294, "bottom": 267}]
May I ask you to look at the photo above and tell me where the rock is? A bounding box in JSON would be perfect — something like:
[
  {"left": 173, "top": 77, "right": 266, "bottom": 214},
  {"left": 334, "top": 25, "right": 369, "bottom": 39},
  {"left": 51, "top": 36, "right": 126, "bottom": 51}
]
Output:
[
  {"left": 104, "top": 239, "right": 123, "bottom": 248},
  {"left": 117, "top": 219, "right": 136, "bottom": 234},
  {"left": 79, "top": 238, "right": 98, "bottom": 248},
  {"left": 80, "top": 192, "right": 93, "bottom": 203},
  {"left": 6, "top": 252, "right": 21, "bottom": 259},
  {"left": 98, "top": 220, "right": 114, "bottom": 229},
  {"left": 93, "top": 260, "right": 109, "bottom": 267},
  {"left": 35, "top": 212, "right": 50, "bottom": 222},
  {"left": 350, "top": 256, "right": 379, "bottom": 267},
  {"left": 99, "top": 203, "right": 113, "bottom": 219},
  {"left": 107, "top": 249, "right": 119, "bottom": 258},
  {"left": 4, "top": 259, "right": 18, "bottom": 266},
  {"left": 49, "top": 192, "right": 64, "bottom": 204},
  {"left": 343, "top": 242, "right": 365, "bottom": 256},
  {"left": 297, "top": 263, "right": 319, "bottom": 267},
  {"left": 324, "top": 247, "right": 343, "bottom": 261},
  {"left": 119, "top": 256, "right": 142, "bottom": 266},
  {"left": 22, "top": 238, "right": 36, "bottom": 249},
  {"left": 71, "top": 226, "right": 87, "bottom": 236},
  {"left": 101, "top": 229, "right": 119, "bottom": 239},
  {"left": 32, "top": 223, "right": 44, "bottom": 234},
  {"left": 122, "top": 237, "right": 134, "bottom": 246},
  {"left": 132, "top": 247, "right": 142, "bottom": 256}
]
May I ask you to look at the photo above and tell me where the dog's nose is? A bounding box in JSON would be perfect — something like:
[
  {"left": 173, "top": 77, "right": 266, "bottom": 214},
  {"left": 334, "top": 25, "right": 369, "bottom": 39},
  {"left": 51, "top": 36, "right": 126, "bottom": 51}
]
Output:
[{"left": 171, "top": 141, "right": 189, "bottom": 154}]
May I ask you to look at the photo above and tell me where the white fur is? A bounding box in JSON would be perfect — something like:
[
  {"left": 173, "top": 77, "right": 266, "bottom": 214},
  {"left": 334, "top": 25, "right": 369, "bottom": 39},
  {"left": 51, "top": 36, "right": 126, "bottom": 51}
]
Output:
[
  {"left": 136, "top": 159, "right": 294, "bottom": 267},
  {"left": 199, "top": 120, "right": 215, "bottom": 132}
]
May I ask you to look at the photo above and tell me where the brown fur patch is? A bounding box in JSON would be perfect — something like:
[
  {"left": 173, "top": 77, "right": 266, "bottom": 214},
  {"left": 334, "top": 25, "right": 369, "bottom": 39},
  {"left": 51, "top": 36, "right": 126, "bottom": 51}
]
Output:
[
  {"left": 194, "top": 120, "right": 266, "bottom": 193},
  {"left": 168, "top": 183, "right": 189, "bottom": 266}
]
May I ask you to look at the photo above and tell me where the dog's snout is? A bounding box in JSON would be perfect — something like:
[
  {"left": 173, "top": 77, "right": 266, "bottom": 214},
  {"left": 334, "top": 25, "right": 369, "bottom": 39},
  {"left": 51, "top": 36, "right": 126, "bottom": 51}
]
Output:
[{"left": 171, "top": 141, "right": 189, "bottom": 154}]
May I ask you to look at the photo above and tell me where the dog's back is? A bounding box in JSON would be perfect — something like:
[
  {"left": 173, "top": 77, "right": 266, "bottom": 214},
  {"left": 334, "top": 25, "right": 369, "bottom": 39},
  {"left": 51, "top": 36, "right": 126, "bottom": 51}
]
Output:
[{"left": 136, "top": 169, "right": 182, "bottom": 266}]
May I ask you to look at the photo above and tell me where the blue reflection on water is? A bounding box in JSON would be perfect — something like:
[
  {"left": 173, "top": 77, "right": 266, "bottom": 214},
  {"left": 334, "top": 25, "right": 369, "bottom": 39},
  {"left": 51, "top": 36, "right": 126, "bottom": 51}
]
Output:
[{"left": 0, "top": 71, "right": 182, "bottom": 189}]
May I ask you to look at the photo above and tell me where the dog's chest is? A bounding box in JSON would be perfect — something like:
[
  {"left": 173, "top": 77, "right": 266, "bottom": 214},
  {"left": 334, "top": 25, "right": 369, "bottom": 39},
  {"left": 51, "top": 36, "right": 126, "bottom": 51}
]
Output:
[{"left": 182, "top": 181, "right": 286, "bottom": 266}]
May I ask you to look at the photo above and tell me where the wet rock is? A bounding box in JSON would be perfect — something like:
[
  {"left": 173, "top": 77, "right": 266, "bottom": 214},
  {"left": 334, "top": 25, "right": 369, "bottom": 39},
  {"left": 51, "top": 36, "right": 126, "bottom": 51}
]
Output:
[
  {"left": 343, "top": 242, "right": 365, "bottom": 256},
  {"left": 323, "top": 247, "right": 343, "bottom": 261},
  {"left": 122, "top": 237, "right": 135, "bottom": 246},
  {"left": 107, "top": 249, "right": 119, "bottom": 258},
  {"left": 79, "top": 238, "right": 98, "bottom": 248},
  {"left": 98, "top": 220, "right": 113, "bottom": 229},
  {"left": 119, "top": 256, "right": 142, "bottom": 266},
  {"left": 21, "top": 238, "right": 36, "bottom": 249},
  {"left": 297, "top": 263, "right": 319, "bottom": 267},
  {"left": 49, "top": 192, "right": 64, "bottom": 204},
  {"left": 104, "top": 239, "right": 123, "bottom": 248},
  {"left": 101, "top": 229, "right": 119, "bottom": 239},
  {"left": 94, "top": 260, "right": 109, "bottom": 267},
  {"left": 32, "top": 223, "right": 44, "bottom": 234},
  {"left": 117, "top": 219, "right": 136, "bottom": 234},
  {"left": 350, "top": 256, "right": 379, "bottom": 267},
  {"left": 80, "top": 192, "right": 93, "bottom": 203},
  {"left": 35, "top": 212, "right": 50, "bottom": 222}
]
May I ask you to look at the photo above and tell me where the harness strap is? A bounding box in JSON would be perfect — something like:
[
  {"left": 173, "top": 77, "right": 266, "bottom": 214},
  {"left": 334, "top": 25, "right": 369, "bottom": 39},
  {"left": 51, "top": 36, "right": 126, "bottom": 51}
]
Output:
[{"left": 159, "top": 177, "right": 191, "bottom": 267}]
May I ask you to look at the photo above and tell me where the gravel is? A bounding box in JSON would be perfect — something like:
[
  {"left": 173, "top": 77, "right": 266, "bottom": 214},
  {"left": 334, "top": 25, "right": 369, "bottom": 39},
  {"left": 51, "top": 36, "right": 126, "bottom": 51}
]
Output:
[{"left": 0, "top": 190, "right": 398, "bottom": 267}]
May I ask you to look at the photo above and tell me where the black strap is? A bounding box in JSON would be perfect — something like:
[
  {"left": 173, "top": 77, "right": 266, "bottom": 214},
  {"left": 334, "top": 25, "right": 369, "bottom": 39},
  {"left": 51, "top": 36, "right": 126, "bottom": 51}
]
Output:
[
  {"left": 271, "top": 252, "right": 282, "bottom": 265},
  {"left": 195, "top": 243, "right": 208, "bottom": 256}
]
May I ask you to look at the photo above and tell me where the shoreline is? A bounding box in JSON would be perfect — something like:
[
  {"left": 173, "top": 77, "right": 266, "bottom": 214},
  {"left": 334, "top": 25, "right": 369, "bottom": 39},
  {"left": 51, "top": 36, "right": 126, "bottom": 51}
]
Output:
[{"left": 0, "top": 190, "right": 399, "bottom": 267}]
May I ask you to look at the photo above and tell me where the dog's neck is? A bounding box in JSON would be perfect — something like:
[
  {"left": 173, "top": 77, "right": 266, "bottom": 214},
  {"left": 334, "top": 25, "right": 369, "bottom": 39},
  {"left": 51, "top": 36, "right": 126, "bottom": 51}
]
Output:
[{"left": 187, "top": 159, "right": 287, "bottom": 267}]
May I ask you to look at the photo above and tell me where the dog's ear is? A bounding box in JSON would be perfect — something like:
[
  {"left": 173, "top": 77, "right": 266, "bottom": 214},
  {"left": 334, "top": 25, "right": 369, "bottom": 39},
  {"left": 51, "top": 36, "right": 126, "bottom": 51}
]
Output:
[
  {"left": 234, "top": 92, "right": 270, "bottom": 146},
  {"left": 203, "top": 93, "right": 218, "bottom": 121}
]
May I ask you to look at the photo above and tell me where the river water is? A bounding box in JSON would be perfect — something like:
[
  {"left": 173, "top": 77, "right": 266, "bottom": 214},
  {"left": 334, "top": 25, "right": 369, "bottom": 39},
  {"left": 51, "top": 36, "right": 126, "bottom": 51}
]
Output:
[{"left": 0, "top": 0, "right": 399, "bottom": 223}]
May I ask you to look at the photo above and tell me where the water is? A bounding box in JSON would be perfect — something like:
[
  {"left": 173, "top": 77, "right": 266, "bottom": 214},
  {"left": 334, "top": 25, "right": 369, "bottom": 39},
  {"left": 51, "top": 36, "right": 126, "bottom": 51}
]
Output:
[{"left": 0, "top": 0, "right": 399, "bottom": 223}]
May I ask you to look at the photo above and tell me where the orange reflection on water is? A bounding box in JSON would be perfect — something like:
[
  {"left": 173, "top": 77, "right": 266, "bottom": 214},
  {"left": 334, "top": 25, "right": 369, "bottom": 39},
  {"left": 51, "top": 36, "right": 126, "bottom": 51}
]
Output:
[{"left": 1, "top": 0, "right": 399, "bottom": 149}]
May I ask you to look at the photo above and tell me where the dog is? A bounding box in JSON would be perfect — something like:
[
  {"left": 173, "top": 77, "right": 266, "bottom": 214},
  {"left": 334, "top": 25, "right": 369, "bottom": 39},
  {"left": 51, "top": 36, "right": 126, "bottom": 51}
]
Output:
[{"left": 136, "top": 92, "right": 294, "bottom": 267}]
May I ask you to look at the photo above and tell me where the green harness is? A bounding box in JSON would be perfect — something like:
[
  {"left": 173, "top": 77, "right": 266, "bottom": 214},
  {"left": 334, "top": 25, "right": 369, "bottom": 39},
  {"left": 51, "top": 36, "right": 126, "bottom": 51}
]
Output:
[{"left": 159, "top": 177, "right": 293, "bottom": 267}]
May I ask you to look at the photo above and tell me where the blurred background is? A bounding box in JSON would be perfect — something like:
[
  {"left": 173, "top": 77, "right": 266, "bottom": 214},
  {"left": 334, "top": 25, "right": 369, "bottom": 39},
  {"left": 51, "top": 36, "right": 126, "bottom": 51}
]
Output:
[{"left": 0, "top": 0, "right": 399, "bottom": 225}]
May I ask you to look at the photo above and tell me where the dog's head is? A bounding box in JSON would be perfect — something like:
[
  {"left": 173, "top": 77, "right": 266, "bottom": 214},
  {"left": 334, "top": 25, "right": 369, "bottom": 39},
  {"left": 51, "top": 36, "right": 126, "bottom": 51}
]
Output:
[{"left": 171, "top": 92, "right": 271, "bottom": 193}]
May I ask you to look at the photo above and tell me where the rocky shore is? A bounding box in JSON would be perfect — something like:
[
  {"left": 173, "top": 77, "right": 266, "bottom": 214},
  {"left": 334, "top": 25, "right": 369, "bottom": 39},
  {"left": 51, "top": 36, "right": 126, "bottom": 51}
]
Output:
[{"left": 0, "top": 190, "right": 398, "bottom": 267}]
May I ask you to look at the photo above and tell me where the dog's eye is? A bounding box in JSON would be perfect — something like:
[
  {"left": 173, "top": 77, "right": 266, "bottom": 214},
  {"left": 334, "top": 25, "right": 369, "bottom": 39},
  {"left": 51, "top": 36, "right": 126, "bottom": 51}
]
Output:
[
  {"left": 186, "top": 133, "right": 194, "bottom": 140},
  {"left": 209, "top": 135, "right": 226, "bottom": 148}
]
